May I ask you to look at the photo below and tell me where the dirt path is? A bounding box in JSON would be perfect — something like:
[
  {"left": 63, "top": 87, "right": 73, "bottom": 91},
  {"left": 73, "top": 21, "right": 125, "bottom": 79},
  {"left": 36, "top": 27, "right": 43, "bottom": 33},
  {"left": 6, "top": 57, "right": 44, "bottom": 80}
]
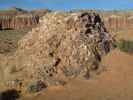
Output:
[{"left": 21, "top": 49, "right": 133, "bottom": 100}]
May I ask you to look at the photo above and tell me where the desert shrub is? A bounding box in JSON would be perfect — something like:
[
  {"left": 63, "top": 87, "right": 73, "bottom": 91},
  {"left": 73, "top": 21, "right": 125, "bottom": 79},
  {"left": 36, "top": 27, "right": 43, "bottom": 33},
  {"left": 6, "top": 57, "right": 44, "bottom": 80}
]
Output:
[
  {"left": 0, "top": 29, "right": 30, "bottom": 54},
  {"left": 27, "top": 80, "right": 47, "bottom": 93},
  {"left": 116, "top": 39, "right": 133, "bottom": 54}
]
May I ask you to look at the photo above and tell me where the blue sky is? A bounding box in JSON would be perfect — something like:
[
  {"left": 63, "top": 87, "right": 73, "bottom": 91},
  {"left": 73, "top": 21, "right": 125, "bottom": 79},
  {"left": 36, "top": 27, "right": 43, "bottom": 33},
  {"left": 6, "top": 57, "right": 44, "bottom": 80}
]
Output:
[{"left": 0, "top": 0, "right": 133, "bottom": 10}]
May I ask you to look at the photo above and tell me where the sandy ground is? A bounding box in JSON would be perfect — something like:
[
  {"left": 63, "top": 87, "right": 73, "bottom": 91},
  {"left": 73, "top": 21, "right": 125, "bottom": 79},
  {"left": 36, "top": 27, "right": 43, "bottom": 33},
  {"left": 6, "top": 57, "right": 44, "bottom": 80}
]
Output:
[
  {"left": 1, "top": 30, "right": 133, "bottom": 100},
  {"left": 21, "top": 48, "right": 133, "bottom": 100},
  {"left": 21, "top": 30, "right": 133, "bottom": 100}
]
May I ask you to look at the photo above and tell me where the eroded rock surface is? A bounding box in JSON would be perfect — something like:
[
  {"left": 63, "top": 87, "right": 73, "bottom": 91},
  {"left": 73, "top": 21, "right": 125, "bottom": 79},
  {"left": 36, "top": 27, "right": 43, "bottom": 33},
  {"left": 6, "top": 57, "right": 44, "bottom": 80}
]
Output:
[
  {"left": 0, "top": 14, "right": 39, "bottom": 30},
  {"left": 0, "top": 11, "right": 114, "bottom": 90},
  {"left": 101, "top": 11, "right": 133, "bottom": 32},
  {"left": 0, "top": 7, "right": 50, "bottom": 30}
]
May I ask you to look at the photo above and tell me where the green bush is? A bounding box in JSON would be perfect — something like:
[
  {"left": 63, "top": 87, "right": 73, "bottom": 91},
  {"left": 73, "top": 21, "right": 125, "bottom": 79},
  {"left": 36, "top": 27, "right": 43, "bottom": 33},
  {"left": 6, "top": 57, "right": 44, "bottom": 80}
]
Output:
[{"left": 116, "top": 39, "right": 133, "bottom": 54}]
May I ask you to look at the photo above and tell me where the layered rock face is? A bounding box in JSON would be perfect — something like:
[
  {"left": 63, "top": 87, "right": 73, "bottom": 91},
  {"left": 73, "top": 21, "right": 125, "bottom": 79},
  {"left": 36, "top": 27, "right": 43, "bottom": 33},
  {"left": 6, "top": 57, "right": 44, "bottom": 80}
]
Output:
[
  {"left": 0, "top": 7, "right": 50, "bottom": 30},
  {"left": 4, "top": 11, "right": 113, "bottom": 86},
  {"left": 1, "top": 8, "right": 133, "bottom": 32},
  {"left": 0, "top": 14, "right": 39, "bottom": 30},
  {"left": 101, "top": 11, "right": 133, "bottom": 32}
]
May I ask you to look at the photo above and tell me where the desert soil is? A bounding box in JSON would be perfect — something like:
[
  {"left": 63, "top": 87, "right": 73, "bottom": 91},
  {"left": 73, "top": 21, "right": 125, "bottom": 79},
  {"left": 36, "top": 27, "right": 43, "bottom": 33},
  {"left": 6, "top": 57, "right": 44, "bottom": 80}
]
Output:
[
  {"left": 20, "top": 48, "right": 133, "bottom": 100},
  {"left": 21, "top": 30, "right": 133, "bottom": 100},
  {"left": 0, "top": 46, "right": 133, "bottom": 100}
]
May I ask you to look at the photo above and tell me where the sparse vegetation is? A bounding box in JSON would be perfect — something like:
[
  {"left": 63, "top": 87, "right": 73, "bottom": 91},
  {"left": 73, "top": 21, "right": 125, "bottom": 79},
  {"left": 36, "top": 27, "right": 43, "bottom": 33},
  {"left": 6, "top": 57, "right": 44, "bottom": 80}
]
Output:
[
  {"left": 0, "top": 29, "right": 30, "bottom": 54},
  {"left": 116, "top": 39, "right": 133, "bottom": 54},
  {"left": 27, "top": 80, "right": 47, "bottom": 93}
]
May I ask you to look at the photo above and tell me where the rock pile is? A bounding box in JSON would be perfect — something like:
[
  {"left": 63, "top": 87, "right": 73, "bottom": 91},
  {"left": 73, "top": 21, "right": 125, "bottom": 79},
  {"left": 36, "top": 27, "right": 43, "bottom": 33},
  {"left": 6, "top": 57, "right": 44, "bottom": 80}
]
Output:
[
  {"left": 10, "top": 11, "right": 113, "bottom": 85},
  {"left": 0, "top": 11, "right": 114, "bottom": 89}
]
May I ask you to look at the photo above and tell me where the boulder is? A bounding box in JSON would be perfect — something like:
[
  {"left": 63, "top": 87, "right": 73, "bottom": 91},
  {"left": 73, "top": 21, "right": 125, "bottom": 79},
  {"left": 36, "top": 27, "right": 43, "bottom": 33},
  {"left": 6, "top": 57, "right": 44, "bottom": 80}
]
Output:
[
  {"left": 0, "top": 11, "right": 114, "bottom": 88},
  {"left": 13, "top": 11, "right": 114, "bottom": 85}
]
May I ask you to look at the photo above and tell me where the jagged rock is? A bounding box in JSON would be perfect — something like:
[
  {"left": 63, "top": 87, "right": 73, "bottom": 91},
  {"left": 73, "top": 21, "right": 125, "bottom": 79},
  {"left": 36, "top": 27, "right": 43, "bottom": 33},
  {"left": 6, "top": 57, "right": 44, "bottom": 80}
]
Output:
[
  {"left": 0, "top": 11, "right": 114, "bottom": 88},
  {"left": 73, "top": 10, "right": 133, "bottom": 32},
  {"left": 11, "top": 11, "right": 113, "bottom": 84}
]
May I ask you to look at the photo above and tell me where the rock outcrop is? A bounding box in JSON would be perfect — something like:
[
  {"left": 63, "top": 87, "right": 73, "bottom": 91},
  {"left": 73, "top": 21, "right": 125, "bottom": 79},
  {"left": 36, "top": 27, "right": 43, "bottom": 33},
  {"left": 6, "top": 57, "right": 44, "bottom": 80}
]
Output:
[
  {"left": 1, "top": 11, "right": 113, "bottom": 86},
  {"left": 0, "top": 14, "right": 39, "bottom": 30},
  {"left": 101, "top": 11, "right": 133, "bottom": 32},
  {"left": 0, "top": 11, "right": 114, "bottom": 91},
  {"left": 1, "top": 8, "right": 133, "bottom": 32},
  {"left": 0, "top": 7, "right": 50, "bottom": 30}
]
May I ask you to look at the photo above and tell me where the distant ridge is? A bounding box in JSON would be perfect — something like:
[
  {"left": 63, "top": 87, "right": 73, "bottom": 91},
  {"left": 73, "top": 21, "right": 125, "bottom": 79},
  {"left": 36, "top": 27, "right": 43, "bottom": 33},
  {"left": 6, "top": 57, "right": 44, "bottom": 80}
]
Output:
[
  {"left": 8, "top": 7, "right": 27, "bottom": 12},
  {"left": 0, "top": 7, "right": 28, "bottom": 16}
]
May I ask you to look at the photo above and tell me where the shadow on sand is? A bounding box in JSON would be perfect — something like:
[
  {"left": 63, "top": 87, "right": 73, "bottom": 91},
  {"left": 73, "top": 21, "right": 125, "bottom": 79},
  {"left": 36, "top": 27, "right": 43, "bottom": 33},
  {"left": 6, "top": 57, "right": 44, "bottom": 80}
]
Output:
[{"left": 0, "top": 89, "right": 20, "bottom": 100}]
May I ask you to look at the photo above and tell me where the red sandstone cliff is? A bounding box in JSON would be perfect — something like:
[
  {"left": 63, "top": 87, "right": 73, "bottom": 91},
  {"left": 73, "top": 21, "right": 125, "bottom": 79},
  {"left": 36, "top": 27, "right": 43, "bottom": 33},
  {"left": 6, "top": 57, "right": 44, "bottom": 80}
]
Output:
[
  {"left": 0, "top": 15, "right": 39, "bottom": 30},
  {"left": 0, "top": 8, "right": 133, "bottom": 32},
  {"left": 100, "top": 11, "right": 133, "bottom": 32},
  {"left": 0, "top": 7, "right": 49, "bottom": 30}
]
